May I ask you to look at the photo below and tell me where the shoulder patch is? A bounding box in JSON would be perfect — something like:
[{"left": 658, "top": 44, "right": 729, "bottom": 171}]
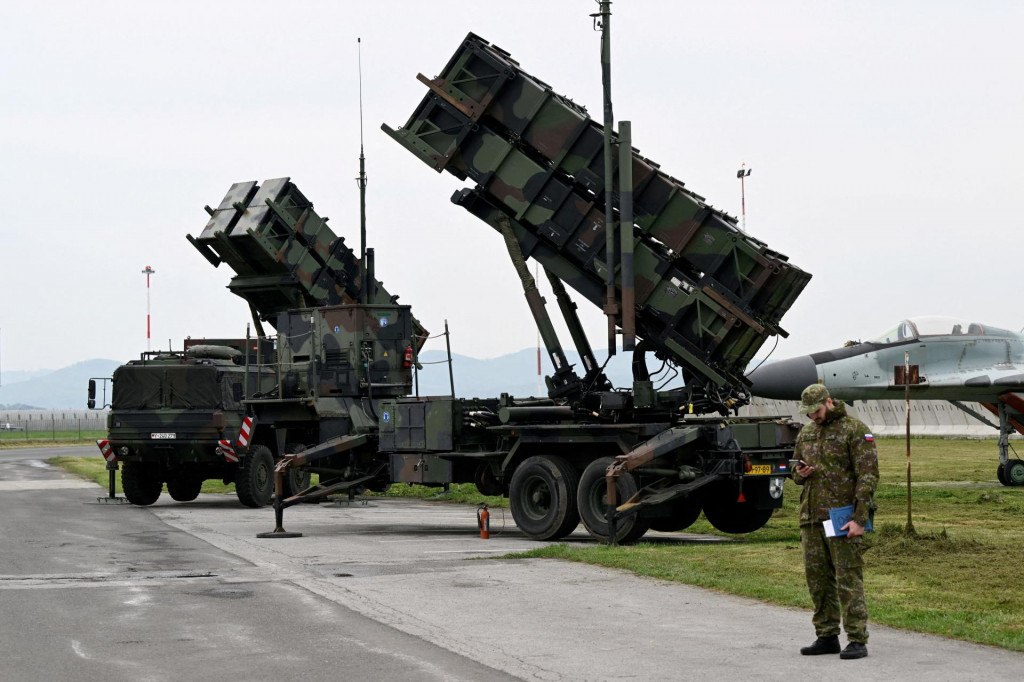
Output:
[{"left": 864, "top": 433, "right": 875, "bottom": 442}]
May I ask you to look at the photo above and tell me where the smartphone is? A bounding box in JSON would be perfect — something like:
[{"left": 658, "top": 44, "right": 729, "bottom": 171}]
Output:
[{"left": 788, "top": 458, "right": 804, "bottom": 470}]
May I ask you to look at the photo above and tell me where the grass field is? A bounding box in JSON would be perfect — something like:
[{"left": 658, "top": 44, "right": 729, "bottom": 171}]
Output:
[
  {"left": 0, "top": 430, "right": 106, "bottom": 445},
  {"left": 49, "top": 438, "right": 1024, "bottom": 651}
]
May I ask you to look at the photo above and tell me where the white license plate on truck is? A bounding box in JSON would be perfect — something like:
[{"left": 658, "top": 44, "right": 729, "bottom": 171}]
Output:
[{"left": 150, "top": 433, "right": 177, "bottom": 439}]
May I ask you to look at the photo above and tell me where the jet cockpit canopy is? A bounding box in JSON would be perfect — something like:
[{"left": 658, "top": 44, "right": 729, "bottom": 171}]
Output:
[{"left": 869, "top": 316, "right": 1017, "bottom": 344}]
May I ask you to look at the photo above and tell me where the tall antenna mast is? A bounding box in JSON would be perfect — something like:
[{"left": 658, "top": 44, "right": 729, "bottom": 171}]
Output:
[
  {"left": 357, "top": 37, "right": 368, "bottom": 303},
  {"left": 594, "top": 0, "right": 617, "bottom": 358}
]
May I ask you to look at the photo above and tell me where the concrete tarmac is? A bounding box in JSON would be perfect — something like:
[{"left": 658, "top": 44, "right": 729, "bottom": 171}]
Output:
[{"left": 4, "top": 446, "right": 1023, "bottom": 681}]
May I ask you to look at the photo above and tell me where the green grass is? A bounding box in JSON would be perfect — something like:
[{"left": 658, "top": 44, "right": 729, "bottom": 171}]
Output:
[
  {"left": 0, "top": 430, "right": 107, "bottom": 446},
  {"left": 50, "top": 438, "right": 1024, "bottom": 651},
  {"left": 47, "top": 457, "right": 508, "bottom": 503},
  {"left": 49, "top": 456, "right": 237, "bottom": 494}
]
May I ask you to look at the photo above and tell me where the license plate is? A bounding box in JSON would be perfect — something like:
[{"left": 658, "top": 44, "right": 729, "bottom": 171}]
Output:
[
  {"left": 749, "top": 464, "right": 771, "bottom": 475},
  {"left": 150, "top": 432, "right": 177, "bottom": 439}
]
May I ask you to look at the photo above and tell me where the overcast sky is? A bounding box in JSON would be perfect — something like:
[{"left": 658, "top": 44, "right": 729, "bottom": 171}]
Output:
[{"left": 2, "top": 1, "right": 1021, "bottom": 376}]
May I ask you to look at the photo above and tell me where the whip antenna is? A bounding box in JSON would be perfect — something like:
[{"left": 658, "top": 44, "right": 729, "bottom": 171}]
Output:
[{"left": 357, "top": 37, "right": 368, "bottom": 302}]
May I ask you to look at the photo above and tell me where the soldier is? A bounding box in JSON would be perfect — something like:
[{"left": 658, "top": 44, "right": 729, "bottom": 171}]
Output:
[{"left": 792, "top": 384, "right": 878, "bottom": 660}]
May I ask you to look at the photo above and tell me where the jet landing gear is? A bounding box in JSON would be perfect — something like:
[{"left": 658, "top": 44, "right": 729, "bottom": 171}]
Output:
[
  {"left": 995, "top": 403, "right": 1024, "bottom": 487},
  {"left": 998, "top": 459, "right": 1024, "bottom": 486}
]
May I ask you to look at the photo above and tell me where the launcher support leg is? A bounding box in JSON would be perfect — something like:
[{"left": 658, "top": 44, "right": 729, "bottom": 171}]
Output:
[{"left": 257, "top": 458, "right": 303, "bottom": 538}]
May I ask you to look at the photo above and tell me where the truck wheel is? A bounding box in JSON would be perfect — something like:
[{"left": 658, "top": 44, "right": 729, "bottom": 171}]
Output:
[
  {"left": 236, "top": 445, "right": 274, "bottom": 508},
  {"left": 166, "top": 474, "right": 203, "bottom": 502},
  {"left": 121, "top": 462, "right": 162, "bottom": 506},
  {"left": 474, "top": 462, "right": 504, "bottom": 497},
  {"left": 1006, "top": 459, "right": 1024, "bottom": 486},
  {"left": 648, "top": 496, "right": 702, "bottom": 533},
  {"left": 281, "top": 445, "right": 312, "bottom": 499},
  {"left": 509, "top": 455, "right": 580, "bottom": 540},
  {"left": 577, "top": 457, "right": 650, "bottom": 544},
  {"left": 702, "top": 481, "right": 774, "bottom": 534}
]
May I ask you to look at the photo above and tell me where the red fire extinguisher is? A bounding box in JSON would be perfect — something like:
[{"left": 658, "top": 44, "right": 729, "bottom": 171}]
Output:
[
  {"left": 477, "top": 504, "right": 490, "bottom": 539},
  {"left": 403, "top": 346, "right": 413, "bottom": 369}
]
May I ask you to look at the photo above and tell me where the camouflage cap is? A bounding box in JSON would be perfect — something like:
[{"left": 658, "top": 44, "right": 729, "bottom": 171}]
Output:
[{"left": 799, "top": 384, "right": 830, "bottom": 414}]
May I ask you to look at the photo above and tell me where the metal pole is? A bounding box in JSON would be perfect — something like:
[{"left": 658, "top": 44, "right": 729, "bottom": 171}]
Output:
[
  {"left": 141, "top": 265, "right": 155, "bottom": 352},
  {"left": 596, "top": 0, "right": 618, "bottom": 357},
  {"left": 904, "top": 350, "right": 914, "bottom": 534},
  {"left": 736, "top": 164, "right": 751, "bottom": 232},
  {"left": 357, "top": 38, "right": 368, "bottom": 304},
  {"left": 619, "top": 120, "right": 635, "bottom": 351},
  {"left": 445, "top": 320, "right": 455, "bottom": 399}
]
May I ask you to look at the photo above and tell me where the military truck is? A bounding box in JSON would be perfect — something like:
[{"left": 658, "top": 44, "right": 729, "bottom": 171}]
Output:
[
  {"left": 192, "top": 30, "right": 812, "bottom": 543},
  {"left": 89, "top": 339, "right": 285, "bottom": 507}
]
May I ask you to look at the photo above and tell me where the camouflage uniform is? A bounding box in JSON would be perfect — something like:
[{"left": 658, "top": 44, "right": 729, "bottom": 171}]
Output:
[{"left": 793, "top": 389, "right": 879, "bottom": 644}]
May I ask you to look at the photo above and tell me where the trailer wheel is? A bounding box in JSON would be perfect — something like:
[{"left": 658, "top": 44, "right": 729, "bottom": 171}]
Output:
[
  {"left": 648, "top": 496, "right": 702, "bottom": 533},
  {"left": 121, "top": 462, "right": 162, "bottom": 506},
  {"left": 474, "top": 462, "right": 504, "bottom": 497},
  {"left": 281, "top": 445, "right": 312, "bottom": 498},
  {"left": 577, "top": 457, "right": 650, "bottom": 544},
  {"left": 166, "top": 473, "right": 203, "bottom": 502},
  {"left": 509, "top": 455, "right": 580, "bottom": 540},
  {"left": 702, "top": 481, "right": 774, "bottom": 534},
  {"left": 236, "top": 445, "right": 274, "bottom": 508}
]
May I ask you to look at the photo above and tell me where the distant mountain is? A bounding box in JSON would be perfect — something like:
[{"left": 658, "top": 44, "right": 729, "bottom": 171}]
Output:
[
  {"left": 0, "top": 368, "right": 53, "bottom": 386},
  {"left": 415, "top": 348, "right": 640, "bottom": 398},
  {"left": 0, "top": 350, "right": 650, "bottom": 410},
  {"left": 0, "top": 359, "right": 121, "bottom": 409}
]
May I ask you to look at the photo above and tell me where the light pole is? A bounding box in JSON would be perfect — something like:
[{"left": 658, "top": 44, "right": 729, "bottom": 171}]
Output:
[
  {"left": 142, "top": 266, "right": 155, "bottom": 351},
  {"left": 736, "top": 163, "right": 751, "bottom": 231}
]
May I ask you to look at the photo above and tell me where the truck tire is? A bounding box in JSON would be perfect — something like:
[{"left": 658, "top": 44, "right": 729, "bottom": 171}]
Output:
[
  {"left": 702, "top": 481, "right": 774, "bottom": 534},
  {"left": 166, "top": 474, "right": 203, "bottom": 502},
  {"left": 577, "top": 457, "right": 650, "bottom": 544},
  {"left": 281, "top": 445, "right": 312, "bottom": 499},
  {"left": 122, "top": 462, "right": 162, "bottom": 506},
  {"left": 236, "top": 445, "right": 274, "bottom": 508},
  {"left": 648, "top": 496, "right": 702, "bottom": 533},
  {"left": 509, "top": 455, "right": 580, "bottom": 540}
]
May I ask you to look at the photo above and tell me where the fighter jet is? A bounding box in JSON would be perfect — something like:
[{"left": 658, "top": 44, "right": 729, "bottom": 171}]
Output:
[{"left": 747, "top": 316, "right": 1024, "bottom": 487}]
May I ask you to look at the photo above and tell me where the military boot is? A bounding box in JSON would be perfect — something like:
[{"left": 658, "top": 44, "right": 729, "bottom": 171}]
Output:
[
  {"left": 800, "top": 635, "right": 841, "bottom": 655},
  {"left": 840, "top": 642, "right": 868, "bottom": 659}
]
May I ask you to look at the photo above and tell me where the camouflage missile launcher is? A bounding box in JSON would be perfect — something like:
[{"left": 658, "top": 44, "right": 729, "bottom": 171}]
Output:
[
  {"left": 193, "top": 31, "right": 811, "bottom": 543},
  {"left": 90, "top": 339, "right": 293, "bottom": 508},
  {"left": 384, "top": 33, "right": 810, "bottom": 403}
]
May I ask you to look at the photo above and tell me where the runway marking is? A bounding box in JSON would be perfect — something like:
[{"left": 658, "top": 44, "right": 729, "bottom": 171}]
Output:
[
  {"left": 70, "top": 640, "right": 93, "bottom": 660},
  {"left": 0, "top": 480, "right": 98, "bottom": 491}
]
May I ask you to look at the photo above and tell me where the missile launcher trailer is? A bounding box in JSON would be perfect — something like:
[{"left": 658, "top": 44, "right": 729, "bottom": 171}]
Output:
[{"left": 194, "top": 32, "right": 813, "bottom": 543}]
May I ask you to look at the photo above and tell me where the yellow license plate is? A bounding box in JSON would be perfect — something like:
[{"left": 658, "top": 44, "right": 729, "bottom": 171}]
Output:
[{"left": 749, "top": 464, "right": 771, "bottom": 475}]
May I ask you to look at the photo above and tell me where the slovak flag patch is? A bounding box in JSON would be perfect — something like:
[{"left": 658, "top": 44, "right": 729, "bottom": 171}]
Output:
[{"left": 864, "top": 433, "right": 875, "bottom": 442}]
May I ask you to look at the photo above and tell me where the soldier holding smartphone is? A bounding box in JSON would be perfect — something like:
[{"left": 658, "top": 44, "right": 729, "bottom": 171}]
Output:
[{"left": 792, "top": 384, "right": 879, "bottom": 660}]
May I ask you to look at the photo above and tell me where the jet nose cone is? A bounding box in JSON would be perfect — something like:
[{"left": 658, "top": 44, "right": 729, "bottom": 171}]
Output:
[{"left": 747, "top": 355, "right": 818, "bottom": 400}]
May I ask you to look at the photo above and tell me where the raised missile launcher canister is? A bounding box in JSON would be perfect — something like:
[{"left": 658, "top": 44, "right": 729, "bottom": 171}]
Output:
[{"left": 383, "top": 33, "right": 810, "bottom": 401}]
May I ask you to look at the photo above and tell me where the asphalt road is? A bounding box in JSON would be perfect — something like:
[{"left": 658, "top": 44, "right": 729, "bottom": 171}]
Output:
[
  {"left": 3, "top": 446, "right": 1023, "bottom": 681},
  {"left": 0, "top": 446, "right": 515, "bottom": 682}
]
